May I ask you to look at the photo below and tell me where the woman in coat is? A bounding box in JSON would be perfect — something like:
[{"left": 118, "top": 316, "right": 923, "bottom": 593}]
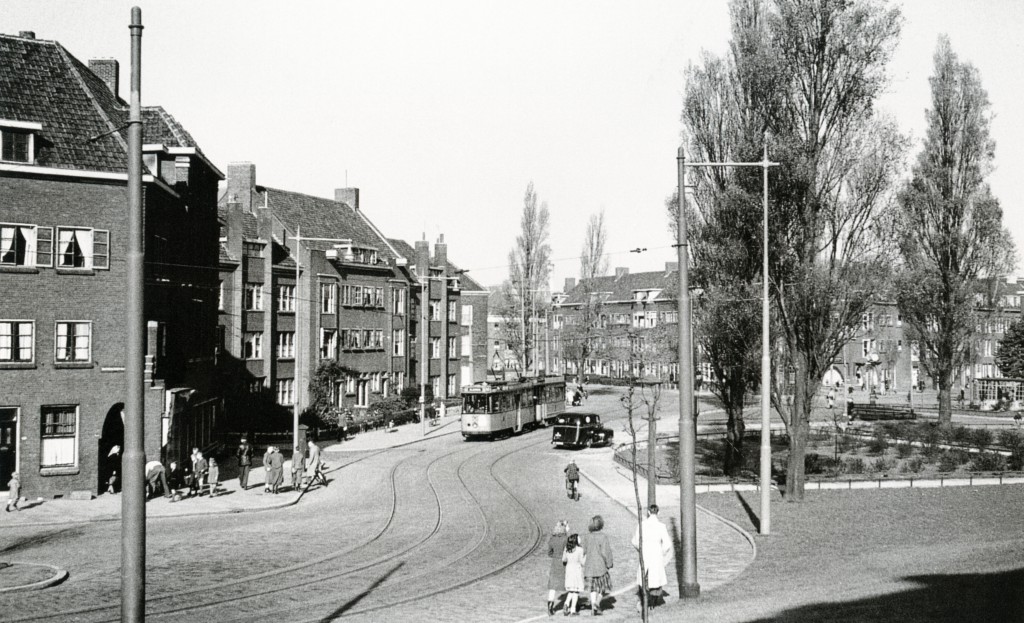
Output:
[
  {"left": 546, "top": 520, "right": 569, "bottom": 616},
  {"left": 583, "top": 515, "right": 614, "bottom": 615},
  {"left": 266, "top": 446, "right": 285, "bottom": 494}
]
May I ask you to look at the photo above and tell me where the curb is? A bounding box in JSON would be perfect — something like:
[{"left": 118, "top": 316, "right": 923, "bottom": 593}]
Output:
[
  {"left": 0, "top": 562, "right": 69, "bottom": 593},
  {"left": 326, "top": 420, "right": 463, "bottom": 454}
]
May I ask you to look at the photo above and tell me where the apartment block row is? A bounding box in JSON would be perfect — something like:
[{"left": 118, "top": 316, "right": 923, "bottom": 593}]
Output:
[{"left": 0, "top": 31, "right": 487, "bottom": 498}]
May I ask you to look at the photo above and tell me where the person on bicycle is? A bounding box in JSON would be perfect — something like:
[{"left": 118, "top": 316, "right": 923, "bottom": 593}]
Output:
[{"left": 564, "top": 459, "right": 580, "bottom": 500}]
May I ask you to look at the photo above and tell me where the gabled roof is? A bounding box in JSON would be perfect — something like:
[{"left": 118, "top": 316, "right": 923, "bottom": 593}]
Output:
[
  {"left": 388, "top": 238, "right": 486, "bottom": 292},
  {"left": 0, "top": 32, "right": 205, "bottom": 173},
  {"left": 560, "top": 269, "right": 677, "bottom": 306}
]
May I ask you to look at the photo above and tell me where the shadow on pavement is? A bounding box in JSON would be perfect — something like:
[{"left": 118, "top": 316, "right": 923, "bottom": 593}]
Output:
[
  {"left": 0, "top": 526, "right": 84, "bottom": 556},
  {"left": 734, "top": 490, "right": 761, "bottom": 533},
  {"left": 318, "top": 561, "right": 405, "bottom": 622},
  {"left": 745, "top": 568, "right": 1024, "bottom": 622}
]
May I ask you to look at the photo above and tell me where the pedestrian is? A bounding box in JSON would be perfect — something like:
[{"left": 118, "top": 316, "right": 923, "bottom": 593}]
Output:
[
  {"left": 564, "top": 459, "right": 580, "bottom": 501},
  {"left": 307, "top": 440, "right": 327, "bottom": 488},
  {"left": 6, "top": 472, "right": 20, "bottom": 512},
  {"left": 236, "top": 436, "right": 254, "bottom": 490},
  {"left": 826, "top": 386, "right": 836, "bottom": 409},
  {"left": 167, "top": 461, "right": 186, "bottom": 497},
  {"left": 1015, "top": 411, "right": 1022, "bottom": 429},
  {"left": 144, "top": 460, "right": 171, "bottom": 499},
  {"left": 632, "top": 504, "right": 674, "bottom": 613},
  {"left": 106, "top": 470, "right": 119, "bottom": 495},
  {"left": 207, "top": 456, "right": 220, "bottom": 497},
  {"left": 105, "top": 445, "right": 122, "bottom": 494},
  {"left": 266, "top": 446, "right": 284, "bottom": 494},
  {"left": 263, "top": 445, "right": 274, "bottom": 493},
  {"left": 188, "top": 447, "right": 202, "bottom": 497},
  {"left": 546, "top": 520, "right": 569, "bottom": 616},
  {"left": 193, "top": 451, "right": 209, "bottom": 496},
  {"left": 583, "top": 515, "right": 613, "bottom": 615},
  {"left": 561, "top": 533, "right": 585, "bottom": 616},
  {"left": 291, "top": 445, "right": 306, "bottom": 490}
]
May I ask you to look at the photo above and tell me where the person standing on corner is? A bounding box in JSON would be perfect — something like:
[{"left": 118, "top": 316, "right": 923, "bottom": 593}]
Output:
[
  {"left": 307, "top": 439, "right": 326, "bottom": 488},
  {"left": 546, "top": 520, "right": 569, "bottom": 616},
  {"left": 6, "top": 472, "right": 20, "bottom": 512},
  {"left": 193, "top": 451, "right": 209, "bottom": 497},
  {"left": 207, "top": 456, "right": 220, "bottom": 497},
  {"left": 236, "top": 436, "right": 254, "bottom": 490},
  {"left": 631, "top": 504, "right": 673, "bottom": 613},
  {"left": 291, "top": 445, "right": 306, "bottom": 491},
  {"left": 266, "top": 446, "right": 284, "bottom": 494},
  {"left": 583, "top": 515, "right": 613, "bottom": 615}
]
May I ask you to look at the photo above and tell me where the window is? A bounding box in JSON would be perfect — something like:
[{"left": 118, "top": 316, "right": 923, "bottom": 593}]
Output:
[
  {"left": 0, "top": 321, "right": 33, "bottom": 362},
  {"left": 243, "top": 242, "right": 264, "bottom": 257},
  {"left": 340, "top": 329, "right": 351, "bottom": 350},
  {"left": 461, "top": 335, "right": 471, "bottom": 356},
  {"left": 321, "top": 283, "right": 336, "bottom": 314},
  {"left": 346, "top": 374, "right": 356, "bottom": 395},
  {"left": 431, "top": 337, "right": 441, "bottom": 359},
  {"left": 896, "top": 314, "right": 902, "bottom": 327},
  {"left": 394, "top": 372, "right": 405, "bottom": 391},
  {"left": 374, "top": 329, "right": 384, "bottom": 349},
  {"left": 218, "top": 281, "right": 224, "bottom": 311},
  {"left": 430, "top": 301, "right": 441, "bottom": 321},
  {"left": 277, "top": 285, "right": 295, "bottom": 312},
  {"left": 56, "top": 228, "right": 108, "bottom": 270},
  {"left": 448, "top": 374, "right": 457, "bottom": 395},
  {"left": 371, "top": 372, "right": 382, "bottom": 393},
  {"left": 393, "top": 329, "right": 405, "bottom": 356},
  {"left": 392, "top": 288, "right": 406, "bottom": 315},
  {"left": 861, "top": 312, "right": 874, "bottom": 332},
  {"left": 55, "top": 322, "right": 90, "bottom": 362},
  {"left": 375, "top": 287, "right": 384, "bottom": 308},
  {"left": 1, "top": 224, "right": 35, "bottom": 266},
  {"left": 431, "top": 376, "right": 440, "bottom": 397},
  {"left": 1, "top": 128, "right": 32, "bottom": 163},
  {"left": 320, "top": 329, "right": 337, "bottom": 359},
  {"left": 40, "top": 405, "right": 77, "bottom": 468},
  {"left": 277, "top": 379, "right": 294, "bottom": 405},
  {"left": 448, "top": 336, "right": 458, "bottom": 358},
  {"left": 244, "top": 284, "right": 263, "bottom": 310},
  {"left": 461, "top": 304, "right": 473, "bottom": 327},
  {"left": 243, "top": 332, "right": 262, "bottom": 359},
  {"left": 277, "top": 332, "right": 294, "bottom": 359},
  {"left": 448, "top": 303, "right": 457, "bottom": 322}
]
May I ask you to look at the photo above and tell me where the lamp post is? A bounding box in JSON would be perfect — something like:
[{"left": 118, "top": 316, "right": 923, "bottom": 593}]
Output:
[
  {"left": 678, "top": 139, "right": 778, "bottom": 580},
  {"left": 287, "top": 231, "right": 354, "bottom": 453}
]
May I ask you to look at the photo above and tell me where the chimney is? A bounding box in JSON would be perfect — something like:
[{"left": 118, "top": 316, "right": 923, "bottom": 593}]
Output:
[
  {"left": 434, "top": 233, "right": 447, "bottom": 270},
  {"left": 226, "top": 162, "right": 256, "bottom": 213},
  {"left": 415, "top": 237, "right": 430, "bottom": 278},
  {"left": 665, "top": 261, "right": 678, "bottom": 273},
  {"left": 18, "top": 31, "right": 35, "bottom": 39},
  {"left": 335, "top": 187, "right": 359, "bottom": 211},
  {"left": 564, "top": 277, "right": 576, "bottom": 292},
  {"left": 88, "top": 59, "right": 119, "bottom": 97},
  {"left": 615, "top": 267, "right": 629, "bottom": 279}
]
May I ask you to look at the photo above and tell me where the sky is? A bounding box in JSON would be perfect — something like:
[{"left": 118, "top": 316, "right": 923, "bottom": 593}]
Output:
[{"left": 3, "top": 1, "right": 1023, "bottom": 291}]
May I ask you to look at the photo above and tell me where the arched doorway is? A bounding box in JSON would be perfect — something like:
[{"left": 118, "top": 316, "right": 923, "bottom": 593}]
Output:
[
  {"left": 822, "top": 366, "right": 844, "bottom": 388},
  {"left": 98, "top": 403, "right": 124, "bottom": 493}
]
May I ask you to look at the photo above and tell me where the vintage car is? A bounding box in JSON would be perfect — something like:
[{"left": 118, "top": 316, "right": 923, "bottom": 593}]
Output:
[{"left": 551, "top": 412, "right": 614, "bottom": 449}]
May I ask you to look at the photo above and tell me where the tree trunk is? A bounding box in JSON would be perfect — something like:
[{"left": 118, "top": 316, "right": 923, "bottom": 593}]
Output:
[
  {"left": 785, "top": 354, "right": 809, "bottom": 501},
  {"left": 724, "top": 408, "right": 745, "bottom": 478},
  {"left": 937, "top": 384, "right": 952, "bottom": 426}
]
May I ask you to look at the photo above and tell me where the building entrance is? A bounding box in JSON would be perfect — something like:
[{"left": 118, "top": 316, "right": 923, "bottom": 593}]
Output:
[{"left": 0, "top": 408, "right": 18, "bottom": 491}]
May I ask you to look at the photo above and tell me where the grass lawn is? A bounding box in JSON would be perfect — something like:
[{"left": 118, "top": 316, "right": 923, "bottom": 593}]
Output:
[{"left": 666, "top": 486, "right": 1024, "bottom": 622}]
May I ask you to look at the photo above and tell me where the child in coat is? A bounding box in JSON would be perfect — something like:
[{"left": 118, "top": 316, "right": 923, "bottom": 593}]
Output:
[
  {"left": 561, "top": 533, "right": 586, "bottom": 615},
  {"left": 6, "top": 472, "right": 20, "bottom": 512}
]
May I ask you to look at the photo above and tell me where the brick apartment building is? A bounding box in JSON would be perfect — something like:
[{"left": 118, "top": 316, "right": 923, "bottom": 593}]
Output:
[
  {"left": 218, "top": 164, "right": 486, "bottom": 431},
  {"left": 0, "top": 32, "right": 223, "bottom": 497}
]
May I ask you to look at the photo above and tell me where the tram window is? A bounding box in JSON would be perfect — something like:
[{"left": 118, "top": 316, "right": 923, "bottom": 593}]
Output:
[{"left": 464, "top": 395, "right": 488, "bottom": 414}]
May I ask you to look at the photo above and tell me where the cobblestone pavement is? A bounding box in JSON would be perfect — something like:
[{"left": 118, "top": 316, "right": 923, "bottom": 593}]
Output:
[{"left": 0, "top": 390, "right": 754, "bottom": 622}]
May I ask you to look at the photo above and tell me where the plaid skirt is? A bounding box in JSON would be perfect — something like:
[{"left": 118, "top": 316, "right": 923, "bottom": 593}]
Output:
[{"left": 585, "top": 572, "right": 612, "bottom": 594}]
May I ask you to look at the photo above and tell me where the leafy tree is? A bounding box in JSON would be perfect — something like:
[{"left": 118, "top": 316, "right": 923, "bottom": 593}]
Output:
[
  {"left": 997, "top": 320, "right": 1024, "bottom": 379},
  {"left": 896, "top": 36, "right": 1018, "bottom": 424},
  {"left": 675, "top": 0, "right": 906, "bottom": 500},
  {"left": 306, "top": 360, "right": 357, "bottom": 429},
  {"left": 498, "top": 182, "right": 552, "bottom": 375},
  {"left": 558, "top": 210, "right": 609, "bottom": 379}
]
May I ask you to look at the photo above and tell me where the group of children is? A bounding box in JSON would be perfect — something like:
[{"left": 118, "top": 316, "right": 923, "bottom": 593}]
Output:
[{"left": 546, "top": 515, "right": 615, "bottom": 616}]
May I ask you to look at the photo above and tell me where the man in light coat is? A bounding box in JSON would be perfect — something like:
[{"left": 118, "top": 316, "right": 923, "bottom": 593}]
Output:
[{"left": 631, "top": 504, "right": 674, "bottom": 612}]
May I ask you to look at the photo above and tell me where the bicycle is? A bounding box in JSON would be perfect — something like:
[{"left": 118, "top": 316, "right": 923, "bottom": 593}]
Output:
[{"left": 566, "top": 477, "right": 580, "bottom": 501}]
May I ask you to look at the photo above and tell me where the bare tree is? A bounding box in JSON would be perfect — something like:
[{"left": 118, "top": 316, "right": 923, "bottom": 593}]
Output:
[
  {"left": 677, "top": 0, "right": 907, "bottom": 500},
  {"left": 499, "top": 182, "right": 552, "bottom": 375},
  {"left": 559, "top": 211, "right": 609, "bottom": 380},
  {"left": 896, "top": 36, "right": 1018, "bottom": 424}
]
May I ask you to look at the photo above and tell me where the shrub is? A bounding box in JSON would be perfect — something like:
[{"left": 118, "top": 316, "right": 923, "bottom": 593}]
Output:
[
  {"left": 899, "top": 457, "right": 925, "bottom": 474},
  {"left": 867, "top": 431, "right": 889, "bottom": 455},
  {"left": 998, "top": 430, "right": 1024, "bottom": 452},
  {"left": 941, "top": 425, "right": 971, "bottom": 446},
  {"left": 1009, "top": 451, "right": 1024, "bottom": 471},
  {"left": 872, "top": 457, "right": 892, "bottom": 473},
  {"left": 921, "top": 425, "right": 944, "bottom": 459},
  {"left": 970, "top": 452, "right": 1007, "bottom": 472},
  {"left": 805, "top": 453, "right": 842, "bottom": 476},
  {"left": 844, "top": 457, "right": 866, "bottom": 474},
  {"left": 937, "top": 450, "right": 969, "bottom": 473},
  {"left": 896, "top": 442, "right": 914, "bottom": 459},
  {"left": 837, "top": 434, "right": 860, "bottom": 454},
  {"left": 969, "top": 428, "right": 993, "bottom": 450}
]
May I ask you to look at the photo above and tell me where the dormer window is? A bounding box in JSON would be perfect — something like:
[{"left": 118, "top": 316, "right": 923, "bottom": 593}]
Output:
[{"left": 0, "top": 120, "right": 41, "bottom": 164}]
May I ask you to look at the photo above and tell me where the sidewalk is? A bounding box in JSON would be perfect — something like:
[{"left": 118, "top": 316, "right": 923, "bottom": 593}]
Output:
[{"left": 323, "top": 412, "right": 463, "bottom": 453}]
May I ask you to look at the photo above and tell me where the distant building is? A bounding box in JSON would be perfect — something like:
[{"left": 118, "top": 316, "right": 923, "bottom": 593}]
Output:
[{"left": 0, "top": 31, "right": 223, "bottom": 497}]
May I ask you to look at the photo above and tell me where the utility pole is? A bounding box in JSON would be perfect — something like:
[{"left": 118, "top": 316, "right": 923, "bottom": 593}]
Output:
[
  {"left": 123, "top": 7, "right": 146, "bottom": 622},
  {"left": 294, "top": 226, "right": 301, "bottom": 453},
  {"left": 675, "top": 146, "right": 700, "bottom": 599},
  {"left": 420, "top": 277, "right": 429, "bottom": 435}
]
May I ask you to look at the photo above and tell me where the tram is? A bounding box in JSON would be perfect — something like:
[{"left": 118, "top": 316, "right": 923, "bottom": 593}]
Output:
[{"left": 461, "top": 376, "right": 567, "bottom": 439}]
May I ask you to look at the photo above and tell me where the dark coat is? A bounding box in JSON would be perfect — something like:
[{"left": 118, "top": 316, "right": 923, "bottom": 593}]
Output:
[
  {"left": 583, "top": 530, "right": 614, "bottom": 578},
  {"left": 547, "top": 534, "right": 568, "bottom": 591},
  {"left": 236, "top": 442, "right": 253, "bottom": 467},
  {"left": 267, "top": 450, "right": 285, "bottom": 487}
]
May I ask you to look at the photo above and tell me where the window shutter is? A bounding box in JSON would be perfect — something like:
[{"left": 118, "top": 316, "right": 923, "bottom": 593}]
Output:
[
  {"left": 36, "top": 226, "right": 53, "bottom": 267},
  {"left": 93, "top": 230, "right": 109, "bottom": 269}
]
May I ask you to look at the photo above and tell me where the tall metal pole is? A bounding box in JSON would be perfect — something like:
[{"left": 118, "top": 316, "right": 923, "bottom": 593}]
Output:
[
  {"left": 123, "top": 7, "right": 146, "bottom": 622},
  {"left": 676, "top": 146, "right": 700, "bottom": 598},
  {"left": 759, "top": 140, "right": 772, "bottom": 536},
  {"left": 294, "top": 226, "right": 301, "bottom": 453}
]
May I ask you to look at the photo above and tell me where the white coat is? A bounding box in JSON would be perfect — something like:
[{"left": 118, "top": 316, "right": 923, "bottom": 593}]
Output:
[{"left": 631, "top": 513, "right": 673, "bottom": 589}]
